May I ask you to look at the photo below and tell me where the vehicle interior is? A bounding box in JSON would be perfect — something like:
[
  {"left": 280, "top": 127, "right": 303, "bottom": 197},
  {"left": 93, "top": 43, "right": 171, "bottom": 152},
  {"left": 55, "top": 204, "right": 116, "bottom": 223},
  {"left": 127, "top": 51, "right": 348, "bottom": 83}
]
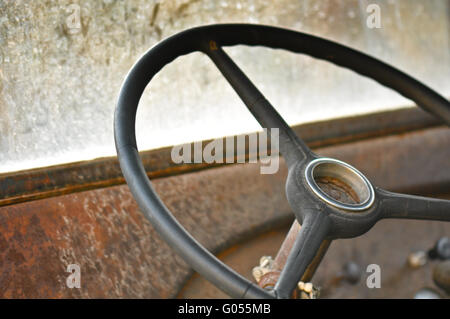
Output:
[{"left": 0, "top": 1, "right": 449, "bottom": 299}]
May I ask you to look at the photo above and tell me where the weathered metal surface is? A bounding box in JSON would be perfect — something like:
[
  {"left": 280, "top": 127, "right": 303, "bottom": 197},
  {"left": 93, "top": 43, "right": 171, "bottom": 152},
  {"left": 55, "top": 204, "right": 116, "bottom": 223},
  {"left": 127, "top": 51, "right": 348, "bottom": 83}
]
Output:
[
  {"left": 0, "top": 126, "right": 448, "bottom": 298},
  {"left": 0, "top": 161, "right": 291, "bottom": 298},
  {"left": 297, "top": 107, "right": 443, "bottom": 149},
  {"left": 0, "top": 108, "right": 443, "bottom": 207}
]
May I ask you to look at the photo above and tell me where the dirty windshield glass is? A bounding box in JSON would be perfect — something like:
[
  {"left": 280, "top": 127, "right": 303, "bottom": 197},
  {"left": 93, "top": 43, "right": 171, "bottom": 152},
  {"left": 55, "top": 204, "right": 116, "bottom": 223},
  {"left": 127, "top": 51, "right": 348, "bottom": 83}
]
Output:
[{"left": 0, "top": 0, "right": 449, "bottom": 173}]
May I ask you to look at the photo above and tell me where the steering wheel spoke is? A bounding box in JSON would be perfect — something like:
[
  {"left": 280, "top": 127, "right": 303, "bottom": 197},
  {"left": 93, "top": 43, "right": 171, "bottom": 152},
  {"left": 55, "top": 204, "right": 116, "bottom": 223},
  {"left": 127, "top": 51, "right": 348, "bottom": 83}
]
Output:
[
  {"left": 377, "top": 188, "right": 450, "bottom": 222},
  {"left": 205, "top": 45, "right": 314, "bottom": 168},
  {"left": 274, "top": 212, "right": 330, "bottom": 299}
]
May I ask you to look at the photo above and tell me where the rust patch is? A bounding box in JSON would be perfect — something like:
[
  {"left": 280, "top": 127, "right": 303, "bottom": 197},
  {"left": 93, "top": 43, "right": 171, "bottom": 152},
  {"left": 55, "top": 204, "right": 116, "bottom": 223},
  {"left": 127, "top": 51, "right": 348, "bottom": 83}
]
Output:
[
  {"left": 0, "top": 162, "right": 291, "bottom": 298},
  {"left": 315, "top": 176, "right": 360, "bottom": 204}
]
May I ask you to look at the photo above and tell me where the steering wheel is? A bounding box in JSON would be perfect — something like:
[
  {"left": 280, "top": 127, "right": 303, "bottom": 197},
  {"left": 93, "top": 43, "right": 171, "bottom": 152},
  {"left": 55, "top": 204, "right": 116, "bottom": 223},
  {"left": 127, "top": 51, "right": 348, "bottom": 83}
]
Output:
[{"left": 114, "top": 24, "right": 450, "bottom": 299}]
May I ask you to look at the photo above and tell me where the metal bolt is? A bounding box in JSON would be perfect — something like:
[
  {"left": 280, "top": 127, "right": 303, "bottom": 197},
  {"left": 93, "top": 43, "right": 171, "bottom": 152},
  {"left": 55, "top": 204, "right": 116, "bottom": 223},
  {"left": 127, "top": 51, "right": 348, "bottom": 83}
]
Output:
[
  {"left": 304, "top": 282, "right": 313, "bottom": 293},
  {"left": 407, "top": 250, "right": 427, "bottom": 268},
  {"left": 252, "top": 267, "right": 264, "bottom": 283},
  {"left": 253, "top": 256, "right": 274, "bottom": 283},
  {"left": 259, "top": 255, "right": 273, "bottom": 268},
  {"left": 297, "top": 281, "right": 320, "bottom": 299}
]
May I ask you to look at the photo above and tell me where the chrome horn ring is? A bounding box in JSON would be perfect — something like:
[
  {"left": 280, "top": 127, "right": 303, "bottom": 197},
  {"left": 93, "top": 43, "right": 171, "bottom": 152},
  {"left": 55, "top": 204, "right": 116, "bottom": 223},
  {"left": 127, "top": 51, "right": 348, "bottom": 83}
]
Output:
[{"left": 305, "top": 157, "right": 375, "bottom": 212}]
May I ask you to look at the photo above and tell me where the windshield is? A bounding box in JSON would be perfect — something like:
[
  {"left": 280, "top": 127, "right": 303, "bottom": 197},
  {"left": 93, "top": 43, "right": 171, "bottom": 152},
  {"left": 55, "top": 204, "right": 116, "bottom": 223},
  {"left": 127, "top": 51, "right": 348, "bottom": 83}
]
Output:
[{"left": 0, "top": 0, "right": 449, "bottom": 173}]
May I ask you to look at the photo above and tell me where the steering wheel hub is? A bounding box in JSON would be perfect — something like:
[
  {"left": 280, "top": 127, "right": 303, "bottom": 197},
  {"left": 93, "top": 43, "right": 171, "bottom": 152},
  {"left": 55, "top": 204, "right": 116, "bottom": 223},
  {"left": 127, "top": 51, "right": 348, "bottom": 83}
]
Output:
[{"left": 305, "top": 158, "right": 375, "bottom": 212}]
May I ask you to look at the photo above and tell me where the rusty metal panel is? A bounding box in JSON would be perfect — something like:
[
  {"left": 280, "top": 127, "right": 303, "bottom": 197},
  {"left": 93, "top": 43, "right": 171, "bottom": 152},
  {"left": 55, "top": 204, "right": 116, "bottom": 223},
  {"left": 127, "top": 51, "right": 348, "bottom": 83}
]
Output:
[
  {"left": 0, "top": 126, "right": 448, "bottom": 298},
  {"left": 0, "top": 163, "right": 291, "bottom": 298}
]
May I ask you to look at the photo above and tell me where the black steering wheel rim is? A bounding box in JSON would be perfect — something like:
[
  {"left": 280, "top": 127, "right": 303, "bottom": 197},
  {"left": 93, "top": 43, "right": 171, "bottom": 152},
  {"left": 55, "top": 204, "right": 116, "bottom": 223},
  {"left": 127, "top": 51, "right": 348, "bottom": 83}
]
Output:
[{"left": 114, "top": 24, "right": 450, "bottom": 299}]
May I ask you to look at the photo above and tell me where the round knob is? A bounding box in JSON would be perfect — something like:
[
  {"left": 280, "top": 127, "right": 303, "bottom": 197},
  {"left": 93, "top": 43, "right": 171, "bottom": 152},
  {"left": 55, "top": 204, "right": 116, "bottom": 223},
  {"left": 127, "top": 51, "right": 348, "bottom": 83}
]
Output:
[
  {"left": 414, "top": 288, "right": 441, "bottom": 299},
  {"left": 433, "top": 260, "right": 450, "bottom": 295},
  {"left": 429, "top": 237, "right": 450, "bottom": 260},
  {"left": 342, "top": 261, "right": 362, "bottom": 285}
]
